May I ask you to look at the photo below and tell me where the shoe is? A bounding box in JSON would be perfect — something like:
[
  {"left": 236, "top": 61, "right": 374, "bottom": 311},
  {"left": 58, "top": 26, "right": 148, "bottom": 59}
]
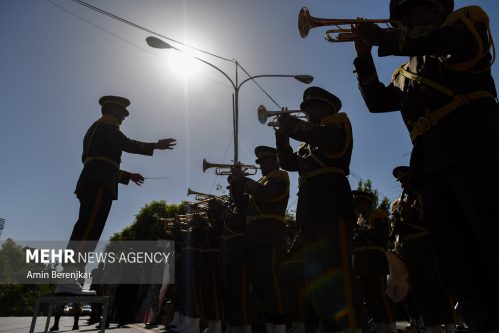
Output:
[
  {"left": 49, "top": 326, "right": 59, "bottom": 331},
  {"left": 72, "top": 325, "right": 79, "bottom": 330}
]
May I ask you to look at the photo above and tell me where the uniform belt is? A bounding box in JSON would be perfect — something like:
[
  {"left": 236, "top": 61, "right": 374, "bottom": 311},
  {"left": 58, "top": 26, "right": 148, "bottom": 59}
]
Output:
[
  {"left": 400, "top": 231, "right": 429, "bottom": 241},
  {"left": 84, "top": 156, "right": 120, "bottom": 169},
  {"left": 409, "top": 90, "right": 495, "bottom": 142},
  {"left": 299, "top": 166, "right": 346, "bottom": 186},
  {"left": 247, "top": 213, "right": 285, "bottom": 223},
  {"left": 353, "top": 245, "right": 385, "bottom": 253}
]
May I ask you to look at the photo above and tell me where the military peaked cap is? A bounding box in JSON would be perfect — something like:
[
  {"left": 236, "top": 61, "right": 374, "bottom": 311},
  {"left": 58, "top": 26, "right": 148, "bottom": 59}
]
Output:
[
  {"left": 392, "top": 165, "right": 410, "bottom": 181},
  {"left": 300, "top": 86, "right": 342, "bottom": 113},
  {"left": 390, "top": 0, "right": 454, "bottom": 20},
  {"left": 254, "top": 146, "right": 278, "bottom": 164},
  {"left": 99, "top": 95, "right": 130, "bottom": 116},
  {"left": 352, "top": 190, "right": 374, "bottom": 203}
]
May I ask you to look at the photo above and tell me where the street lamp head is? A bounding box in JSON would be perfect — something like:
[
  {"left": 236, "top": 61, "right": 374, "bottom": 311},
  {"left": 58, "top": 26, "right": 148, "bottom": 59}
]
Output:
[
  {"left": 146, "top": 36, "right": 173, "bottom": 49},
  {"left": 294, "top": 75, "right": 314, "bottom": 84}
]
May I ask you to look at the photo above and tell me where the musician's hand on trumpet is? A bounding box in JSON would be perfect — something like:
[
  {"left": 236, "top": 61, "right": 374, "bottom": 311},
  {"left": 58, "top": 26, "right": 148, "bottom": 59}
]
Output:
[
  {"left": 229, "top": 161, "right": 247, "bottom": 183},
  {"left": 275, "top": 107, "right": 304, "bottom": 135},
  {"left": 351, "top": 20, "right": 384, "bottom": 47}
]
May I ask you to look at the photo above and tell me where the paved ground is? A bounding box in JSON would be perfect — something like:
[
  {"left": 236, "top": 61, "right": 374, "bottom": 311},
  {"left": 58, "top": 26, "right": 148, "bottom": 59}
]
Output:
[
  {"left": 0, "top": 317, "right": 158, "bottom": 333},
  {"left": 0, "top": 317, "right": 430, "bottom": 333}
]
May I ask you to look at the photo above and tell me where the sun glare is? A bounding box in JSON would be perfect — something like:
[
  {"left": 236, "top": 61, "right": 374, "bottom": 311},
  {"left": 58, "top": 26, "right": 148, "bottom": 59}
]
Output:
[{"left": 167, "top": 50, "right": 202, "bottom": 77}]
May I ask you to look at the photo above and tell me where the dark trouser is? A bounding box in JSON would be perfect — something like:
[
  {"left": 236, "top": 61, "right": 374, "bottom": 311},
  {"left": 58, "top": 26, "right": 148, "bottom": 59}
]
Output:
[
  {"left": 282, "top": 252, "right": 306, "bottom": 323},
  {"left": 354, "top": 249, "right": 394, "bottom": 324},
  {"left": 245, "top": 247, "right": 287, "bottom": 324},
  {"left": 221, "top": 260, "right": 252, "bottom": 326},
  {"left": 399, "top": 236, "right": 455, "bottom": 326},
  {"left": 68, "top": 185, "right": 113, "bottom": 271},
  {"left": 199, "top": 253, "right": 223, "bottom": 321},
  {"left": 421, "top": 155, "right": 499, "bottom": 332},
  {"left": 181, "top": 249, "right": 201, "bottom": 317},
  {"left": 357, "top": 273, "right": 394, "bottom": 324},
  {"left": 302, "top": 222, "right": 357, "bottom": 331}
]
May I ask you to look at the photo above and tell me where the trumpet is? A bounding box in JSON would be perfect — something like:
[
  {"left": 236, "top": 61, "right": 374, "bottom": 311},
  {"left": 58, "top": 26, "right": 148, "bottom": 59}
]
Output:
[
  {"left": 258, "top": 105, "right": 306, "bottom": 128},
  {"left": 187, "top": 187, "right": 216, "bottom": 201},
  {"left": 298, "top": 7, "right": 399, "bottom": 42},
  {"left": 187, "top": 188, "right": 230, "bottom": 207},
  {"left": 203, "top": 158, "right": 259, "bottom": 176}
]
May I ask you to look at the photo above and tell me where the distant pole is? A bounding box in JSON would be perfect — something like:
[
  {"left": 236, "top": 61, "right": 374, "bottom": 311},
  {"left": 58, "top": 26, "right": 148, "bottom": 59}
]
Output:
[{"left": 0, "top": 218, "right": 5, "bottom": 239}]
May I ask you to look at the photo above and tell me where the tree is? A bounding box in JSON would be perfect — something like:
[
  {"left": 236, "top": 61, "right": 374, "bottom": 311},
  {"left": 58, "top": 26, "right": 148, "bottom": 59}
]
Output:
[
  {"left": 0, "top": 238, "right": 54, "bottom": 315},
  {"left": 356, "top": 179, "right": 390, "bottom": 214},
  {"left": 111, "top": 200, "right": 187, "bottom": 241}
]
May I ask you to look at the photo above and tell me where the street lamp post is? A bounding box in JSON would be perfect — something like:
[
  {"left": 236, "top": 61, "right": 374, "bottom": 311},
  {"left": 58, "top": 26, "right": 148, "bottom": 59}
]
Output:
[{"left": 146, "top": 36, "right": 313, "bottom": 163}]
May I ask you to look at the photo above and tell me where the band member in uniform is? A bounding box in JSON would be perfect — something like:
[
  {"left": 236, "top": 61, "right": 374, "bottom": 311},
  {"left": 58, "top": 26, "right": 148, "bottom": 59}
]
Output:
[
  {"left": 220, "top": 188, "right": 253, "bottom": 333},
  {"left": 352, "top": 0, "right": 499, "bottom": 329},
  {"left": 391, "top": 166, "right": 455, "bottom": 333},
  {"left": 58, "top": 95, "right": 176, "bottom": 294},
  {"left": 275, "top": 87, "right": 358, "bottom": 330},
  {"left": 352, "top": 190, "right": 395, "bottom": 333},
  {"left": 198, "top": 198, "right": 225, "bottom": 333},
  {"left": 230, "top": 146, "right": 290, "bottom": 333},
  {"left": 177, "top": 213, "right": 204, "bottom": 333},
  {"left": 281, "top": 222, "right": 307, "bottom": 333}
]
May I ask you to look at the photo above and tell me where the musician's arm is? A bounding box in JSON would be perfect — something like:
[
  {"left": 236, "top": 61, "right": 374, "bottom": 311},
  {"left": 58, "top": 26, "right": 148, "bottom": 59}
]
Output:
[
  {"left": 275, "top": 131, "right": 299, "bottom": 171},
  {"left": 354, "top": 54, "right": 402, "bottom": 113}
]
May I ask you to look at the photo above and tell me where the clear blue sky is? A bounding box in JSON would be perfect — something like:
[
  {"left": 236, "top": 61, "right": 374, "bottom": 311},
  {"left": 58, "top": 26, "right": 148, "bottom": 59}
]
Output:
[{"left": 1, "top": 0, "right": 498, "bottom": 242}]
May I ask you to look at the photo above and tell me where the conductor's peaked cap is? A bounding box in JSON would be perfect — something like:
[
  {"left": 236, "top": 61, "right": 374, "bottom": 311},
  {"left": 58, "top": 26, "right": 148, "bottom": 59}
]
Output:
[{"left": 99, "top": 95, "right": 130, "bottom": 116}]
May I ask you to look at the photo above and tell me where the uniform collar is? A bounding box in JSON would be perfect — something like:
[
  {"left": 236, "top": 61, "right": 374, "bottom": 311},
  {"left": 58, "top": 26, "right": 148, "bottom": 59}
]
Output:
[{"left": 98, "top": 115, "right": 120, "bottom": 128}]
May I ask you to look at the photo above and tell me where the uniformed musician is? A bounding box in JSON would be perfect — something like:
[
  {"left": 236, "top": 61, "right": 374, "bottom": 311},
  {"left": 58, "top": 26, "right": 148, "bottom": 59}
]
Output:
[
  {"left": 391, "top": 166, "right": 455, "bottom": 333},
  {"left": 230, "top": 146, "right": 290, "bottom": 333},
  {"left": 275, "top": 87, "right": 359, "bottom": 330},
  {"left": 352, "top": 190, "right": 395, "bottom": 333},
  {"left": 220, "top": 188, "right": 253, "bottom": 333},
  {"left": 352, "top": 0, "right": 499, "bottom": 329},
  {"left": 198, "top": 198, "right": 225, "bottom": 333}
]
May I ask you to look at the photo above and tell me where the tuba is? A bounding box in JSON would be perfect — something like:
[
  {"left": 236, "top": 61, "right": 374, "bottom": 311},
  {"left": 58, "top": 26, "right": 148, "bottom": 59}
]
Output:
[{"left": 298, "top": 7, "right": 399, "bottom": 42}]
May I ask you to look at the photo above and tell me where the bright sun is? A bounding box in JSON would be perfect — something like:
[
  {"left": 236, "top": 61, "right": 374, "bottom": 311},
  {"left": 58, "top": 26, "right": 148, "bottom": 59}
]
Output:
[{"left": 167, "top": 50, "right": 202, "bottom": 77}]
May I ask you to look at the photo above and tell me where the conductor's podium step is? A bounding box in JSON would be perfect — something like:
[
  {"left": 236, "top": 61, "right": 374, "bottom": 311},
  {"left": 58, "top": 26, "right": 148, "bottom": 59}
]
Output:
[{"left": 30, "top": 295, "right": 109, "bottom": 333}]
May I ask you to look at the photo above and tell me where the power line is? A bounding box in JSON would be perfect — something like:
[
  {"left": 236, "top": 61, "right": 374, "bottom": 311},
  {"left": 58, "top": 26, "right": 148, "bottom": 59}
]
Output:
[
  {"left": 71, "top": 0, "right": 234, "bottom": 63},
  {"left": 50, "top": 0, "right": 284, "bottom": 117}
]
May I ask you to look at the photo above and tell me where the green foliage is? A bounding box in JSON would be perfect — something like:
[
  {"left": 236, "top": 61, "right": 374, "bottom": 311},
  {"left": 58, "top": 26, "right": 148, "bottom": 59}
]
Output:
[
  {"left": 285, "top": 209, "right": 296, "bottom": 225},
  {"left": 111, "top": 200, "right": 187, "bottom": 241},
  {"left": 0, "top": 238, "right": 55, "bottom": 315},
  {"left": 356, "top": 179, "right": 390, "bottom": 214}
]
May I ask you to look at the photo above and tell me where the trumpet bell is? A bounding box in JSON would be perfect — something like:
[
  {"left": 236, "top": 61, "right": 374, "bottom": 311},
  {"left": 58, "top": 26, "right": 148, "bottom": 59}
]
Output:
[
  {"left": 298, "top": 7, "right": 312, "bottom": 38},
  {"left": 258, "top": 105, "right": 269, "bottom": 124}
]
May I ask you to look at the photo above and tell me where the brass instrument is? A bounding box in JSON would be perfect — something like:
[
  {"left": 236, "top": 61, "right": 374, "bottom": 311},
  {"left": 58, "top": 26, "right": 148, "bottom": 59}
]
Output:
[
  {"left": 298, "top": 7, "right": 399, "bottom": 42},
  {"left": 258, "top": 105, "right": 305, "bottom": 128},
  {"left": 187, "top": 187, "right": 216, "bottom": 201},
  {"left": 187, "top": 187, "right": 230, "bottom": 206},
  {"left": 202, "top": 158, "right": 258, "bottom": 176}
]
